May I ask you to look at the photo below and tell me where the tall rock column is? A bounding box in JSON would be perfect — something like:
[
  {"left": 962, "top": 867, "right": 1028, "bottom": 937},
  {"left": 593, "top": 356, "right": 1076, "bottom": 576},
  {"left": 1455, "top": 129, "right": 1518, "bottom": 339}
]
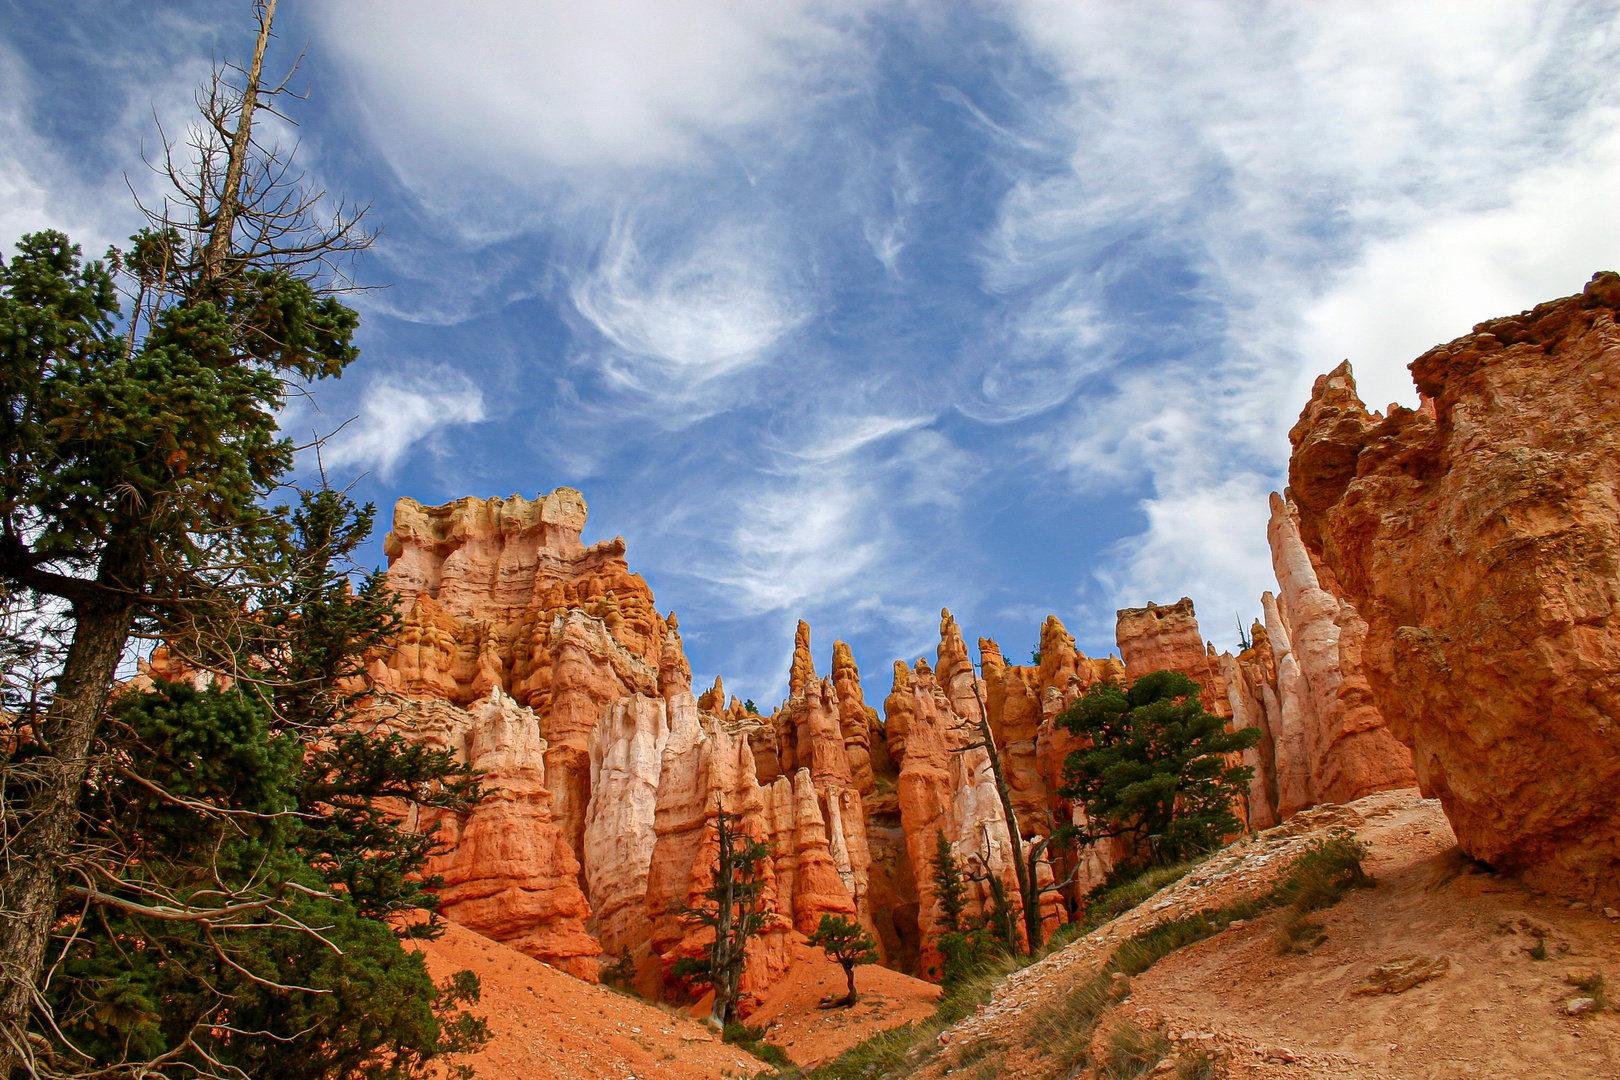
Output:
[
  {"left": 1115, "top": 598, "right": 1229, "bottom": 716},
  {"left": 1267, "top": 492, "right": 1415, "bottom": 803},
  {"left": 584, "top": 694, "right": 670, "bottom": 959},
  {"left": 414, "top": 689, "right": 602, "bottom": 981},
  {"left": 831, "top": 641, "right": 879, "bottom": 796}
]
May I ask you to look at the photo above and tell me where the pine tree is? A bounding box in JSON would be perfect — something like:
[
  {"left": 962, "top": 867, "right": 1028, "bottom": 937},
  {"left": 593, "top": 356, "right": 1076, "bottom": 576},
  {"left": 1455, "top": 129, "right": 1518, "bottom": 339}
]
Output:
[
  {"left": 806, "top": 915, "right": 878, "bottom": 1007},
  {"left": 671, "top": 807, "right": 776, "bottom": 1029},
  {"left": 1057, "top": 670, "right": 1259, "bottom": 876},
  {"left": 0, "top": 4, "right": 384, "bottom": 1068}
]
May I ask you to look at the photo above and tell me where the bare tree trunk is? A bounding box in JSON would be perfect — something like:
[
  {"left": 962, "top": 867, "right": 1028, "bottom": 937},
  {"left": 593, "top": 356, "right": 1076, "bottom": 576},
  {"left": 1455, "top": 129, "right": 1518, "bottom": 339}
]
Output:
[
  {"left": 842, "top": 963, "right": 857, "bottom": 1006},
  {"left": 0, "top": 599, "right": 132, "bottom": 1079},
  {"left": 201, "top": 0, "right": 276, "bottom": 282},
  {"left": 708, "top": 810, "right": 736, "bottom": 1030},
  {"left": 967, "top": 676, "right": 1040, "bottom": 953}
]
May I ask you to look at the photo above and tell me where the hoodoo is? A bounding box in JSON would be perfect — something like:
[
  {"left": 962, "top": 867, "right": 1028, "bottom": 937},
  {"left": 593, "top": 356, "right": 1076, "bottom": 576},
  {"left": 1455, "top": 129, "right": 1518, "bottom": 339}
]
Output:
[{"left": 362, "top": 490, "right": 1194, "bottom": 999}]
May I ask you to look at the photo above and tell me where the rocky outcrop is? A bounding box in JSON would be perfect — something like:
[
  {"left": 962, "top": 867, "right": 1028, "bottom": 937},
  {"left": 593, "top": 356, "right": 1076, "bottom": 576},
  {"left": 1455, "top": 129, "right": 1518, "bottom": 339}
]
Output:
[
  {"left": 1116, "top": 598, "right": 1230, "bottom": 717},
  {"left": 1284, "top": 273, "right": 1620, "bottom": 905},
  {"left": 1265, "top": 493, "right": 1415, "bottom": 804},
  {"left": 367, "top": 489, "right": 1217, "bottom": 996},
  {"left": 382, "top": 689, "right": 601, "bottom": 980}
]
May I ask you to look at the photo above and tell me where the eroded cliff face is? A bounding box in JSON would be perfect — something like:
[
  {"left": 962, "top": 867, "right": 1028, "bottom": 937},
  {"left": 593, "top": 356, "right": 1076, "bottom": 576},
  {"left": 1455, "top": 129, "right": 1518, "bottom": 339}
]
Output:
[
  {"left": 1283, "top": 273, "right": 1620, "bottom": 905},
  {"left": 372, "top": 490, "right": 1349, "bottom": 996}
]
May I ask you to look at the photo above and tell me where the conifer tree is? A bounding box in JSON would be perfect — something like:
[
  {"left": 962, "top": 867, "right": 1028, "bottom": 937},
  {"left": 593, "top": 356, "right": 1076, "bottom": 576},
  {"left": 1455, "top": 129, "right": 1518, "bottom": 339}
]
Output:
[
  {"left": 0, "top": 2, "right": 387, "bottom": 1070},
  {"left": 806, "top": 915, "right": 878, "bottom": 1007},
  {"left": 1057, "top": 670, "right": 1258, "bottom": 876},
  {"left": 671, "top": 808, "right": 775, "bottom": 1029}
]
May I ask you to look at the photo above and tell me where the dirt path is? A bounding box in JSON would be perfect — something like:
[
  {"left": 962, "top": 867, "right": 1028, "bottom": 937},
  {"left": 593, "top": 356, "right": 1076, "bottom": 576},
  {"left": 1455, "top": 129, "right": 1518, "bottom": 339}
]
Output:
[{"left": 924, "top": 789, "right": 1620, "bottom": 1079}]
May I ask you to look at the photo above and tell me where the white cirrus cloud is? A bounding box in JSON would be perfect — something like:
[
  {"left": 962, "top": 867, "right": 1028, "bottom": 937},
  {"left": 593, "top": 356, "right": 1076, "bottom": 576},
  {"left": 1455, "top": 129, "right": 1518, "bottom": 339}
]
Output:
[
  {"left": 318, "top": 368, "right": 487, "bottom": 481},
  {"left": 569, "top": 216, "right": 808, "bottom": 391},
  {"left": 322, "top": 0, "right": 873, "bottom": 175},
  {"left": 990, "top": 0, "right": 1620, "bottom": 643}
]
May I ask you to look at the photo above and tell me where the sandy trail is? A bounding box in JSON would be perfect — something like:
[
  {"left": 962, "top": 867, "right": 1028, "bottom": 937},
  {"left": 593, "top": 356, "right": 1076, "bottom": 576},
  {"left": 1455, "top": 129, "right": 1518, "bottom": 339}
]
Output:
[{"left": 924, "top": 790, "right": 1620, "bottom": 1079}]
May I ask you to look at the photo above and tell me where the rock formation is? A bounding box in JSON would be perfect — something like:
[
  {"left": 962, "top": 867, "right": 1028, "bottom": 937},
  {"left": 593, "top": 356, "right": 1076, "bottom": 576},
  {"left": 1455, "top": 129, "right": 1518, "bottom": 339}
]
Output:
[
  {"left": 1115, "top": 598, "right": 1230, "bottom": 717},
  {"left": 1283, "top": 273, "right": 1620, "bottom": 905},
  {"left": 383, "top": 689, "right": 601, "bottom": 980},
  {"left": 367, "top": 488, "right": 1283, "bottom": 997}
]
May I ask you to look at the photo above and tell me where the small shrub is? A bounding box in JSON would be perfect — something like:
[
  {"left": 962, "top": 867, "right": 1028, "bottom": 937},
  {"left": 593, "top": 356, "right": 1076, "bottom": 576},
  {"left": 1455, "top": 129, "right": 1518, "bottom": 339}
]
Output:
[
  {"left": 1569, "top": 972, "right": 1607, "bottom": 1011},
  {"left": 1274, "top": 909, "right": 1327, "bottom": 955},
  {"left": 1101, "top": 1020, "right": 1171, "bottom": 1080},
  {"left": 1270, "top": 831, "right": 1373, "bottom": 912},
  {"left": 1177, "top": 1046, "right": 1224, "bottom": 1079},
  {"left": 1529, "top": 938, "right": 1549, "bottom": 961},
  {"left": 965, "top": 1051, "right": 1006, "bottom": 1080},
  {"left": 723, "top": 1021, "right": 796, "bottom": 1070},
  {"left": 953, "top": 1037, "right": 1002, "bottom": 1068},
  {"left": 602, "top": 949, "right": 636, "bottom": 989}
]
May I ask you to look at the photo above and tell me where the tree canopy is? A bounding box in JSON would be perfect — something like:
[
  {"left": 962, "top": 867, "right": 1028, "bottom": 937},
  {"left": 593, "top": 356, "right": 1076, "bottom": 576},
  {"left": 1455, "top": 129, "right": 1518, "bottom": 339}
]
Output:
[
  {"left": 806, "top": 915, "right": 878, "bottom": 1007},
  {"left": 1057, "top": 670, "right": 1258, "bottom": 876}
]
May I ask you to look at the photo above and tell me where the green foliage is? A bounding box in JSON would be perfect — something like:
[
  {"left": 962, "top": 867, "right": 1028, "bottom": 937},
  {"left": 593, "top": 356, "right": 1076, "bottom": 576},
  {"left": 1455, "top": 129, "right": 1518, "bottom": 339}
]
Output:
[
  {"left": 1267, "top": 831, "right": 1374, "bottom": 913},
  {"left": 48, "top": 683, "right": 488, "bottom": 1080},
  {"left": 808, "top": 914, "right": 879, "bottom": 1005},
  {"left": 931, "top": 831, "right": 967, "bottom": 934},
  {"left": 1083, "top": 861, "right": 1195, "bottom": 925},
  {"left": 1057, "top": 670, "right": 1259, "bottom": 874},
  {"left": 1029, "top": 647, "right": 1041, "bottom": 665},
  {"left": 928, "top": 831, "right": 1005, "bottom": 992},
  {"left": 673, "top": 809, "right": 775, "bottom": 1026},
  {"left": 0, "top": 231, "right": 356, "bottom": 593},
  {"left": 807, "top": 915, "right": 879, "bottom": 969},
  {"left": 743, "top": 698, "right": 758, "bottom": 714},
  {"left": 1101, "top": 1020, "right": 1171, "bottom": 1080},
  {"left": 722, "top": 1021, "right": 795, "bottom": 1068},
  {"left": 257, "top": 487, "right": 482, "bottom": 927}
]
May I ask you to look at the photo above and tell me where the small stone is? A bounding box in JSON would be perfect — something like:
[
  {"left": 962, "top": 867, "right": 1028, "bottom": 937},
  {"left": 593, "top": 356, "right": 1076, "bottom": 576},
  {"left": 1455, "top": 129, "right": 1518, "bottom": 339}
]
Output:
[
  {"left": 1353, "top": 955, "right": 1450, "bottom": 994},
  {"left": 1152, "top": 1059, "right": 1177, "bottom": 1074},
  {"left": 1565, "top": 997, "right": 1596, "bottom": 1016},
  {"left": 1564, "top": 968, "right": 1599, "bottom": 986},
  {"left": 1570, "top": 902, "right": 1587, "bottom": 910},
  {"left": 1227, "top": 919, "right": 1247, "bottom": 930},
  {"left": 1603, "top": 907, "right": 1619, "bottom": 919}
]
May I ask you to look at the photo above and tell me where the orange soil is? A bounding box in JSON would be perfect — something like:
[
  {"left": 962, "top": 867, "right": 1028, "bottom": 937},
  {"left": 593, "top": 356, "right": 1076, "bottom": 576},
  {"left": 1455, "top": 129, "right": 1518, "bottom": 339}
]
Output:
[
  {"left": 407, "top": 920, "right": 765, "bottom": 1080},
  {"left": 923, "top": 789, "right": 1620, "bottom": 1079},
  {"left": 745, "top": 939, "right": 941, "bottom": 1068}
]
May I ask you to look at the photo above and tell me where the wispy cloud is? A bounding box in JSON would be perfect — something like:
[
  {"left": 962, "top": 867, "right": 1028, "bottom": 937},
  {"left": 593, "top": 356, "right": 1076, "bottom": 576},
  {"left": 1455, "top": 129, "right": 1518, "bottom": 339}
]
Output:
[
  {"left": 317, "top": 368, "right": 487, "bottom": 482},
  {"left": 570, "top": 215, "right": 808, "bottom": 395},
  {"left": 990, "top": 0, "right": 1620, "bottom": 643}
]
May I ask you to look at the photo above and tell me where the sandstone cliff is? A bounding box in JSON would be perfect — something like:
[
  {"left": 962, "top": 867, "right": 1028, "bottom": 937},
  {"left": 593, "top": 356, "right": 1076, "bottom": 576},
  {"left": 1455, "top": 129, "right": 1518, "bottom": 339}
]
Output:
[{"left": 1283, "top": 273, "right": 1620, "bottom": 905}]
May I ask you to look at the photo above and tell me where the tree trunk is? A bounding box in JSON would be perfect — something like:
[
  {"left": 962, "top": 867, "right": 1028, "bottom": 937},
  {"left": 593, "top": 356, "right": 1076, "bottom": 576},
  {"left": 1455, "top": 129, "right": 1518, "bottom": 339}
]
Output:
[
  {"left": 967, "top": 677, "right": 1039, "bottom": 953},
  {"left": 202, "top": 0, "right": 276, "bottom": 281},
  {"left": 0, "top": 598, "right": 132, "bottom": 1078},
  {"left": 842, "top": 962, "right": 857, "bottom": 1006}
]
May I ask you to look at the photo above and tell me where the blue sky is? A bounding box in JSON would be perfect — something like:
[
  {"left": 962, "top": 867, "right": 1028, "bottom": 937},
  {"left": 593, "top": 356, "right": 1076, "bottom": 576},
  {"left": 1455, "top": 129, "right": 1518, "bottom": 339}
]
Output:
[{"left": 5, "top": 1, "right": 1620, "bottom": 706}]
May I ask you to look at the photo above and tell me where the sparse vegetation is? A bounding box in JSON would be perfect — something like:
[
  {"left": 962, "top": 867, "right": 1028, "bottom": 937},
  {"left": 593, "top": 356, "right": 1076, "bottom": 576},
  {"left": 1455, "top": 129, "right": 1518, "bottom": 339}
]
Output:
[
  {"left": 1057, "top": 671, "right": 1260, "bottom": 878},
  {"left": 1177, "top": 1046, "right": 1224, "bottom": 1079},
  {"left": 807, "top": 827, "right": 1372, "bottom": 1080},
  {"left": 1568, "top": 971, "right": 1607, "bottom": 1011},
  {"left": 1101, "top": 1019, "right": 1172, "bottom": 1079},
  {"left": 722, "top": 1022, "right": 795, "bottom": 1068},
  {"left": 671, "top": 807, "right": 777, "bottom": 1028}
]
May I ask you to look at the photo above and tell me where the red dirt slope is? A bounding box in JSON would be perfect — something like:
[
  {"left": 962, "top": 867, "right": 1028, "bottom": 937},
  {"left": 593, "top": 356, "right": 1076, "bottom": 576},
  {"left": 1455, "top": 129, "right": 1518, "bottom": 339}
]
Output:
[{"left": 408, "top": 920, "right": 765, "bottom": 1080}]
